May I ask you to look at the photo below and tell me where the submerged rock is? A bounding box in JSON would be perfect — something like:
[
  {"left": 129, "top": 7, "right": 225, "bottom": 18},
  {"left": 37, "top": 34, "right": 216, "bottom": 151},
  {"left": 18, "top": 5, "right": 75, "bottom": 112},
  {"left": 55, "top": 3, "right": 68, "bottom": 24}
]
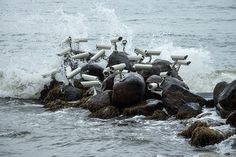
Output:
[
  {"left": 112, "top": 73, "right": 145, "bottom": 109},
  {"left": 176, "top": 103, "right": 202, "bottom": 119},
  {"left": 190, "top": 127, "right": 224, "bottom": 147},
  {"left": 89, "top": 106, "right": 120, "bottom": 119},
  {"left": 178, "top": 121, "right": 208, "bottom": 138},
  {"left": 226, "top": 110, "right": 236, "bottom": 127},
  {"left": 81, "top": 64, "right": 104, "bottom": 81},
  {"left": 80, "top": 90, "right": 112, "bottom": 112},
  {"left": 107, "top": 51, "right": 133, "bottom": 71},
  {"left": 123, "top": 99, "right": 163, "bottom": 116},
  {"left": 146, "top": 110, "right": 168, "bottom": 120},
  {"left": 44, "top": 99, "right": 69, "bottom": 111},
  {"left": 44, "top": 96, "right": 90, "bottom": 111}
]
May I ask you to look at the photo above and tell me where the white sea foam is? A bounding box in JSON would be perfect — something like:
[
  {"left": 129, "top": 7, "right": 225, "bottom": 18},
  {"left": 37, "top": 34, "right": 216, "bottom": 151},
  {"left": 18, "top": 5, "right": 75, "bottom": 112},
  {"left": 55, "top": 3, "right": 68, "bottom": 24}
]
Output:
[{"left": 0, "top": 5, "right": 235, "bottom": 99}]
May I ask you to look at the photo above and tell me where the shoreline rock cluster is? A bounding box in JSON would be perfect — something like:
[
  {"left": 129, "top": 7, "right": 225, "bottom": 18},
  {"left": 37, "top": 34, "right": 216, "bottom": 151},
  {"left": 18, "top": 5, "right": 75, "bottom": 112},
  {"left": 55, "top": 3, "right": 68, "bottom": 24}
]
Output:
[{"left": 40, "top": 36, "right": 236, "bottom": 148}]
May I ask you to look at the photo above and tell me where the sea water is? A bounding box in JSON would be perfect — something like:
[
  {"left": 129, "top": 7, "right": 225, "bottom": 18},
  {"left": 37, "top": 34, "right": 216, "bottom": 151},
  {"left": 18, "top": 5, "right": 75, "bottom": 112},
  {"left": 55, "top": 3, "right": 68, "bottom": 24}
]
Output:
[{"left": 0, "top": 0, "right": 236, "bottom": 156}]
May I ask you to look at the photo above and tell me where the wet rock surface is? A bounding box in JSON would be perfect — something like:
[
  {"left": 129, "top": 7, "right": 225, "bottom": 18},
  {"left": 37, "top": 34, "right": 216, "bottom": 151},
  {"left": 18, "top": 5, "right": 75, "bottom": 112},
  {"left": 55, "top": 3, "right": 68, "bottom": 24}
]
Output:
[
  {"left": 218, "top": 80, "right": 236, "bottom": 111},
  {"left": 89, "top": 106, "right": 120, "bottom": 119},
  {"left": 112, "top": 73, "right": 145, "bottom": 109},
  {"left": 80, "top": 90, "right": 112, "bottom": 112},
  {"left": 190, "top": 127, "right": 224, "bottom": 147},
  {"left": 102, "top": 74, "right": 115, "bottom": 91},
  {"left": 176, "top": 102, "right": 202, "bottom": 119},
  {"left": 107, "top": 51, "right": 133, "bottom": 71},
  {"left": 226, "top": 110, "right": 236, "bottom": 127},
  {"left": 213, "top": 81, "right": 228, "bottom": 105},
  {"left": 178, "top": 121, "right": 208, "bottom": 138},
  {"left": 123, "top": 99, "right": 163, "bottom": 116},
  {"left": 146, "top": 110, "right": 168, "bottom": 120},
  {"left": 81, "top": 64, "right": 104, "bottom": 81},
  {"left": 162, "top": 84, "right": 207, "bottom": 115}
]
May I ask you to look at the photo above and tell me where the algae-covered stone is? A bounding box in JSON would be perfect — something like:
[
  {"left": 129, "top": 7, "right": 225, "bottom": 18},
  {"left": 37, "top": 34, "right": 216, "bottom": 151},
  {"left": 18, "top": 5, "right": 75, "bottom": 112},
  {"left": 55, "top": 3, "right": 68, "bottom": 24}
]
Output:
[
  {"left": 44, "top": 99, "right": 69, "bottom": 111},
  {"left": 190, "top": 127, "right": 224, "bottom": 147},
  {"left": 89, "top": 106, "right": 120, "bottom": 119},
  {"left": 43, "top": 84, "right": 63, "bottom": 103},
  {"left": 123, "top": 99, "right": 163, "bottom": 116},
  {"left": 147, "top": 110, "right": 168, "bottom": 120},
  {"left": 178, "top": 121, "right": 208, "bottom": 138},
  {"left": 80, "top": 90, "right": 112, "bottom": 112}
]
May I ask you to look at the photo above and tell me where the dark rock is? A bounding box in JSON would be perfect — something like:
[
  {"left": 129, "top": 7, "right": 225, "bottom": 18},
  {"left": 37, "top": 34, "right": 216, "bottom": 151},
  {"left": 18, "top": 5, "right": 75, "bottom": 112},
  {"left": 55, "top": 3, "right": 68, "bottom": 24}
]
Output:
[
  {"left": 145, "top": 75, "right": 162, "bottom": 100},
  {"left": 40, "top": 80, "right": 63, "bottom": 101},
  {"left": 213, "top": 81, "right": 228, "bottom": 105},
  {"left": 44, "top": 99, "right": 69, "bottom": 111},
  {"left": 89, "top": 106, "right": 120, "bottom": 119},
  {"left": 43, "top": 84, "right": 63, "bottom": 103},
  {"left": 162, "top": 76, "right": 189, "bottom": 90},
  {"left": 73, "top": 79, "right": 87, "bottom": 89},
  {"left": 62, "top": 85, "right": 83, "bottom": 101},
  {"left": 44, "top": 97, "right": 90, "bottom": 111},
  {"left": 81, "top": 64, "right": 104, "bottom": 81},
  {"left": 137, "top": 59, "right": 183, "bottom": 81},
  {"left": 112, "top": 73, "right": 146, "bottom": 109},
  {"left": 178, "top": 121, "right": 208, "bottom": 138},
  {"left": 162, "top": 84, "right": 207, "bottom": 115},
  {"left": 80, "top": 90, "right": 112, "bottom": 112},
  {"left": 107, "top": 51, "right": 133, "bottom": 71},
  {"left": 82, "top": 87, "right": 102, "bottom": 97},
  {"left": 216, "top": 103, "right": 232, "bottom": 118},
  {"left": 176, "top": 103, "right": 202, "bottom": 119},
  {"left": 152, "top": 59, "right": 172, "bottom": 72},
  {"left": 226, "top": 110, "right": 236, "bottom": 127},
  {"left": 123, "top": 99, "right": 163, "bottom": 116},
  {"left": 190, "top": 127, "right": 224, "bottom": 147},
  {"left": 102, "top": 74, "right": 115, "bottom": 91},
  {"left": 218, "top": 80, "right": 236, "bottom": 111},
  {"left": 168, "top": 69, "right": 183, "bottom": 81},
  {"left": 146, "top": 110, "right": 168, "bottom": 120},
  {"left": 205, "top": 99, "right": 215, "bottom": 108},
  {"left": 146, "top": 75, "right": 162, "bottom": 84}
]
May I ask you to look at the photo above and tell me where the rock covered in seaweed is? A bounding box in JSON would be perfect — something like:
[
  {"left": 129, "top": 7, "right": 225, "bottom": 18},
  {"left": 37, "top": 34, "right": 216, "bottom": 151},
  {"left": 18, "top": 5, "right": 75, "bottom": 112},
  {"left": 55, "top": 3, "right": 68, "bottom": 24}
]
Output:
[
  {"left": 146, "top": 110, "right": 168, "bottom": 120},
  {"left": 178, "top": 121, "right": 224, "bottom": 147},
  {"left": 80, "top": 90, "right": 112, "bottom": 112},
  {"left": 190, "top": 127, "right": 224, "bottom": 147},
  {"left": 89, "top": 106, "right": 120, "bottom": 119},
  {"left": 123, "top": 99, "right": 163, "bottom": 116},
  {"left": 43, "top": 84, "right": 82, "bottom": 103}
]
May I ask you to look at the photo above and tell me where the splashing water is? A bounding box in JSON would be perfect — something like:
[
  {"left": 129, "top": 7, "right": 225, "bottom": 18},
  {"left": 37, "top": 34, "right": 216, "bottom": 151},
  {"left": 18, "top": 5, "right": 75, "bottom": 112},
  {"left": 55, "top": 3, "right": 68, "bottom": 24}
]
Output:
[{"left": 0, "top": 3, "right": 235, "bottom": 98}]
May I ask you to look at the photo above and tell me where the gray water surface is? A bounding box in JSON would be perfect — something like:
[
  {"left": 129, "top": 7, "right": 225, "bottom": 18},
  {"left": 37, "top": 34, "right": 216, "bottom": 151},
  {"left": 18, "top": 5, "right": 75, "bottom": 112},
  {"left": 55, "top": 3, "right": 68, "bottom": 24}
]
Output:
[{"left": 0, "top": 0, "right": 236, "bottom": 156}]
